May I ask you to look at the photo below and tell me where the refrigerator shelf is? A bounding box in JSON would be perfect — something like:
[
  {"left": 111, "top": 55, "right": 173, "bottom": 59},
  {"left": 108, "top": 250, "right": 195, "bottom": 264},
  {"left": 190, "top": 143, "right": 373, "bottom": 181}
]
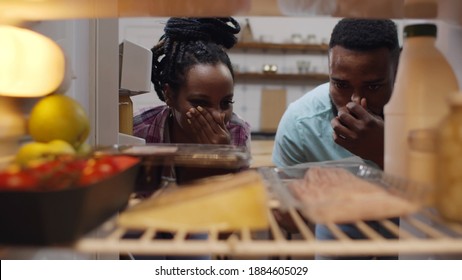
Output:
[{"left": 74, "top": 200, "right": 462, "bottom": 258}]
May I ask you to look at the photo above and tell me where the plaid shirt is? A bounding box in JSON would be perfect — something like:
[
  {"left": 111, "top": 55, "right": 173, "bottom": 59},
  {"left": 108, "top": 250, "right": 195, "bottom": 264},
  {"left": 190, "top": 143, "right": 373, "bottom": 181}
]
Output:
[{"left": 133, "top": 105, "right": 251, "bottom": 150}]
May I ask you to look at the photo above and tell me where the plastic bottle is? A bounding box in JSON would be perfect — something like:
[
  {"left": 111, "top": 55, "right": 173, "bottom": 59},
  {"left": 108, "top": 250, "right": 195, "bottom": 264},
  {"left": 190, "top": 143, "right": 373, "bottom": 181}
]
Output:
[
  {"left": 407, "top": 128, "right": 436, "bottom": 190},
  {"left": 384, "top": 23, "right": 459, "bottom": 185},
  {"left": 435, "top": 93, "right": 462, "bottom": 222}
]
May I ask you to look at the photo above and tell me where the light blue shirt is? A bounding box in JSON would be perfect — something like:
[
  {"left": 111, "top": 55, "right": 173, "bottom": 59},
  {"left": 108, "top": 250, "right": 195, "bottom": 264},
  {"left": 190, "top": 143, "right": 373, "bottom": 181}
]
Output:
[
  {"left": 272, "top": 83, "right": 354, "bottom": 167},
  {"left": 273, "top": 83, "right": 393, "bottom": 260}
]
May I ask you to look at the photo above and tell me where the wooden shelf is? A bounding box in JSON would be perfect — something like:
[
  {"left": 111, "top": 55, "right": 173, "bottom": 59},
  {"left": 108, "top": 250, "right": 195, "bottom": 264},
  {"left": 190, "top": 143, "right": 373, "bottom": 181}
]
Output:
[
  {"left": 235, "top": 72, "right": 329, "bottom": 82},
  {"left": 231, "top": 42, "right": 329, "bottom": 84},
  {"left": 234, "top": 42, "right": 328, "bottom": 53}
]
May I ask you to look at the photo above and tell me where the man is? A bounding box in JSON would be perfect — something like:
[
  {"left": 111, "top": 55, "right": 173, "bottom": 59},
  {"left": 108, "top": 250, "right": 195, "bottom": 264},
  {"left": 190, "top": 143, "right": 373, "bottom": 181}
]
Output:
[
  {"left": 272, "top": 18, "right": 400, "bottom": 259},
  {"left": 273, "top": 18, "right": 400, "bottom": 169}
]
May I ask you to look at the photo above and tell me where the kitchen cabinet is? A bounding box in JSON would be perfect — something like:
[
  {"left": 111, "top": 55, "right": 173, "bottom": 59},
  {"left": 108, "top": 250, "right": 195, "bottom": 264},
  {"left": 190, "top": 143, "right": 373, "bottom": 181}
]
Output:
[{"left": 229, "top": 38, "right": 330, "bottom": 132}]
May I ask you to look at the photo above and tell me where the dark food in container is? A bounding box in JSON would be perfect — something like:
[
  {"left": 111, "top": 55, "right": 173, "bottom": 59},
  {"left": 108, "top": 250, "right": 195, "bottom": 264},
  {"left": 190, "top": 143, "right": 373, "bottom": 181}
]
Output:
[{"left": 0, "top": 156, "right": 140, "bottom": 245}]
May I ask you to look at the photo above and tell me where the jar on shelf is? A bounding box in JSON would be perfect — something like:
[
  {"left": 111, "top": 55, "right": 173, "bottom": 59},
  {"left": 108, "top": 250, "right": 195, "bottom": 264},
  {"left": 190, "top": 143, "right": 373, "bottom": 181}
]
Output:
[{"left": 435, "top": 93, "right": 462, "bottom": 223}]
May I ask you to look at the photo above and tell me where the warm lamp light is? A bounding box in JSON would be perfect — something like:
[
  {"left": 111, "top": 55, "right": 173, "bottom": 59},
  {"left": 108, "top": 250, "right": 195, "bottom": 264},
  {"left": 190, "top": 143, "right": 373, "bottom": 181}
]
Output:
[{"left": 0, "top": 25, "right": 65, "bottom": 97}]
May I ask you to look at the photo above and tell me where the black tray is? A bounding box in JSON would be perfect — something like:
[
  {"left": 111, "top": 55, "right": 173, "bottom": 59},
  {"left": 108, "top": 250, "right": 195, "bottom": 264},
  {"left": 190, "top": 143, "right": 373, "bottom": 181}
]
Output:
[{"left": 0, "top": 160, "right": 140, "bottom": 245}]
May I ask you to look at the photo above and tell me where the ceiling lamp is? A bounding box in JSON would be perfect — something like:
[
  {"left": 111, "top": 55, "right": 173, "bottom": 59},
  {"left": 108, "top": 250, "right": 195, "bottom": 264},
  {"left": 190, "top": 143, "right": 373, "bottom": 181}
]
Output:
[
  {"left": 0, "top": 25, "right": 65, "bottom": 97},
  {"left": 0, "top": 25, "right": 65, "bottom": 159}
]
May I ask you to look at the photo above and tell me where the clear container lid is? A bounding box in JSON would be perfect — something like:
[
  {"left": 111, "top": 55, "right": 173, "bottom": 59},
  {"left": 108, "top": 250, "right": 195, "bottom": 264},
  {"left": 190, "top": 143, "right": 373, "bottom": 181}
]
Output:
[{"left": 95, "top": 143, "right": 250, "bottom": 169}]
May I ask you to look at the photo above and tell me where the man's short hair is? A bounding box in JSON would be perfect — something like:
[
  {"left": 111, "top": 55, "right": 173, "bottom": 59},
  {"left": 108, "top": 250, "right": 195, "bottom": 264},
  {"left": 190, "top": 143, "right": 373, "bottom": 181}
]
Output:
[{"left": 329, "top": 18, "right": 399, "bottom": 57}]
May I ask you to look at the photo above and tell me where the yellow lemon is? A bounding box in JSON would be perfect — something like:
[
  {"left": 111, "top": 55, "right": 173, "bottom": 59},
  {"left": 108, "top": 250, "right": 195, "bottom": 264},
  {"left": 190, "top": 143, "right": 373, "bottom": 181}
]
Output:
[
  {"left": 15, "top": 140, "right": 76, "bottom": 167},
  {"left": 48, "top": 139, "right": 76, "bottom": 155},
  {"left": 15, "top": 142, "right": 50, "bottom": 167},
  {"left": 28, "top": 95, "right": 90, "bottom": 148}
]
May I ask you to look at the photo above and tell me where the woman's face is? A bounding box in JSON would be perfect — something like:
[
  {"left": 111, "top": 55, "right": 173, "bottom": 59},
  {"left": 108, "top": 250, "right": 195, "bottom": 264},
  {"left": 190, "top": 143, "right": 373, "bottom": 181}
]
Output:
[
  {"left": 167, "top": 63, "right": 234, "bottom": 137},
  {"left": 328, "top": 46, "right": 396, "bottom": 117}
]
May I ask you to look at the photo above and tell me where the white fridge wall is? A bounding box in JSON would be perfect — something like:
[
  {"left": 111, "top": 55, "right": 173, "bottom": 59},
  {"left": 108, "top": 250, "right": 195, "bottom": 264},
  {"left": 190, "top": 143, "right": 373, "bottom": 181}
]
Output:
[{"left": 31, "top": 19, "right": 119, "bottom": 147}]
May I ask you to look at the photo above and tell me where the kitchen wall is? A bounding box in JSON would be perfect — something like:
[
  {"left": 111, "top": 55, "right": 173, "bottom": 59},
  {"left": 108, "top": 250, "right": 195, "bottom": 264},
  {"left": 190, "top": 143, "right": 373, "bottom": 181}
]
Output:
[
  {"left": 30, "top": 16, "right": 461, "bottom": 142},
  {"left": 435, "top": 20, "right": 462, "bottom": 89},
  {"left": 119, "top": 17, "right": 415, "bottom": 133},
  {"left": 230, "top": 17, "right": 338, "bottom": 133},
  {"left": 119, "top": 17, "right": 341, "bottom": 132},
  {"left": 120, "top": 16, "right": 462, "bottom": 134}
]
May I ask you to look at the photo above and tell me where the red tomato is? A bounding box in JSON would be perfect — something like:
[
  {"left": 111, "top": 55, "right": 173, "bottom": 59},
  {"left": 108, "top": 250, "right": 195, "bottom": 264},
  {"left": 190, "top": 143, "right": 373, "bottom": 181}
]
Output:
[
  {"left": 0, "top": 156, "right": 136, "bottom": 190},
  {"left": 111, "top": 156, "right": 139, "bottom": 171},
  {"left": 28, "top": 158, "right": 86, "bottom": 190},
  {"left": 77, "top": 156, "right": 120, "bottom": 186},
  {"left": 0, "top": 169, "right": 38, "bottom": 190}
]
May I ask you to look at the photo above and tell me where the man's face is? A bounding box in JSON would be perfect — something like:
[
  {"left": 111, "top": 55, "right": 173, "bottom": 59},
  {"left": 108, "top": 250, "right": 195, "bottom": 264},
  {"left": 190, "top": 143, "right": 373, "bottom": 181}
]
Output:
[{"left": 328, "top": 46, "right": 396, "bottom": 117}]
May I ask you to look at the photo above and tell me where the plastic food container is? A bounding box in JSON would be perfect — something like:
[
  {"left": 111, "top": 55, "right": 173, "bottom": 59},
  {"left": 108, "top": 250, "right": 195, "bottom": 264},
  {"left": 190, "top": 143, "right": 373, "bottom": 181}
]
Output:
[
  {"left": 260, "top": 162, "right": 433, "bottom": 224},
  {"left": 95, "top": 144, "right": 251, "bottom": 193},
  {"left": 0, "top": 157, "right": 140, "bottom": 245}
]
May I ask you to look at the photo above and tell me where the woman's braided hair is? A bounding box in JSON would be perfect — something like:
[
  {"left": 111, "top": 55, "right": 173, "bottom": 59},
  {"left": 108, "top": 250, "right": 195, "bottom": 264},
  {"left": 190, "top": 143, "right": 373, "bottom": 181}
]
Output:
[{"left": 151, "top": 17, "right": 241, "bottom": 101}]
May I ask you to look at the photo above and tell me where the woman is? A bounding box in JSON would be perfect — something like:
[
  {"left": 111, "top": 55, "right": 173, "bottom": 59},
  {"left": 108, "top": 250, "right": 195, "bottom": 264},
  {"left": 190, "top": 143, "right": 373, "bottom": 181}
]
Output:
[
  {"left": 130, "top": 18, "right": 250, "bottom": 260},
  {"left": 133, "top": 17, "right": 250, "bottom": 184}
]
